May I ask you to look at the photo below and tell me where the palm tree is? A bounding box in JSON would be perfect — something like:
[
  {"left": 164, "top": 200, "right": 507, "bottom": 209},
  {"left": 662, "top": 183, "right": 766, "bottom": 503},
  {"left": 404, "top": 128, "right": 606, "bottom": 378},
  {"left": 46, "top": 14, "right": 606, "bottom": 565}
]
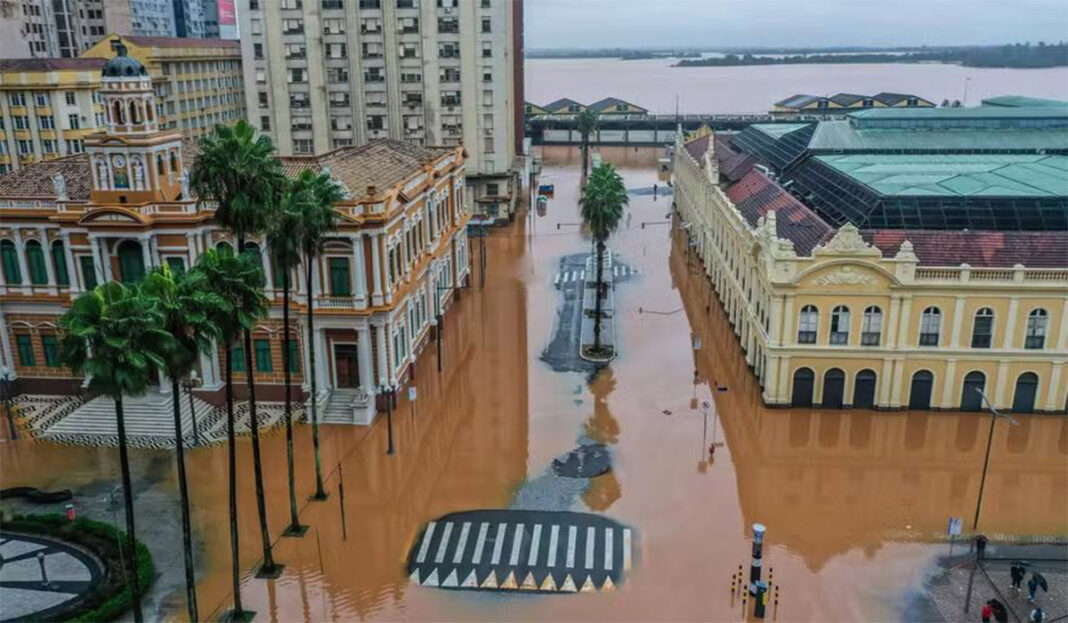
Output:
[
  {"left": 266, "top": 183, "right": 313, "bottom": 535},
  {"left": 140, "top": 264, "right": 224, "bottom": 623},
  {"left": 580, "top": 163, "right": 628, "bottom": 355},
  {"left": 290, "top": 169, "right": 345, "bottom": 500},
  {"left": 576, "top": 109, "right": 599, "bottom": 179},
  {"left": 59, "top": 282, "right": 175, "bottom": 623},
  {"left": 191, "top": 119, "right": 286, "bottom": 577},
  {"left": 196, "top": 248, "right": 269, "bottom": 618}
]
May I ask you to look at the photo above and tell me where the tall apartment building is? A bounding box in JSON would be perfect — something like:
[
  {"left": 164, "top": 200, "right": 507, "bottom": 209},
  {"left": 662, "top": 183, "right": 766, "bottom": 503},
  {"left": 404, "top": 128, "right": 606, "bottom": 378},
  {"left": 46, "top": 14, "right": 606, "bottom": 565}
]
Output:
[
  {"left": 1, "top": 35, "right": 244, "bottom": 173},
  {"left": 239, "top": 0, "right": 523, "bottom": 221},
  {"left": 0, "top": 0, "right": 221, "bottom": 60}
]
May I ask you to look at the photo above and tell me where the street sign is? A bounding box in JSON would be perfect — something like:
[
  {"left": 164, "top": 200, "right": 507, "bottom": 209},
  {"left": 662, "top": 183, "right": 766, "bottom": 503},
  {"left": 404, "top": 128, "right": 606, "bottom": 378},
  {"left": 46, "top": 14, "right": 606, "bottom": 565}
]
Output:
[
  {"left": 947, "top": 516, "right": 963, "bottom": 536},
  {"left": 408, "top": 387, "right": 418, "bottom": 402}
]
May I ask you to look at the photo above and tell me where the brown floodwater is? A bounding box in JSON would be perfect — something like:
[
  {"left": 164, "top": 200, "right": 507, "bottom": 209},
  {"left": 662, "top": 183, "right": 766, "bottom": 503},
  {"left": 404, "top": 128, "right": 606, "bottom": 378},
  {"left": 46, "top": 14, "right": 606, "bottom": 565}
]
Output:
[
  {"left": 526, "top": 58, "right": 1068, "bottom": 114},
  {"left": 2, "top": 154, "right": 1066, "bottom": 622}
]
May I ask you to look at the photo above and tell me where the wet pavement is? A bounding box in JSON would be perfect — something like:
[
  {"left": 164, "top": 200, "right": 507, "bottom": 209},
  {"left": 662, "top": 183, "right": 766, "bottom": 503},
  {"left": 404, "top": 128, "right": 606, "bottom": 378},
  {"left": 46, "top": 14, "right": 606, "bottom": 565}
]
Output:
[{"left": 2, "top": 152, "right": 1067, "bottom": 622}]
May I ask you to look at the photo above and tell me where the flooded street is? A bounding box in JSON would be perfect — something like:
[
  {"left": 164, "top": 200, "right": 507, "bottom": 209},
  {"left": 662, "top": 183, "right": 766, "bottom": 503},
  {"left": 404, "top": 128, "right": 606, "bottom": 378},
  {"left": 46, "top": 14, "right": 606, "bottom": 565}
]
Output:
[{"left": 3, "top": 155, "right": 1066, "bottom": 622}]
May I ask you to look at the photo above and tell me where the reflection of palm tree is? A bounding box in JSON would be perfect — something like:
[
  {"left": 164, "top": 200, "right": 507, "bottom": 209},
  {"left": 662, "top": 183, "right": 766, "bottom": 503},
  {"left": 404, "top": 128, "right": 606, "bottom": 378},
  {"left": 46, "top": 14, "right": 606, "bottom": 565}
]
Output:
[
  {"left": 582, "top": 471, "right": 622, "bottom": 511},
  {"left": 584, "top": 367, "right": 620, "bottom": 444}
]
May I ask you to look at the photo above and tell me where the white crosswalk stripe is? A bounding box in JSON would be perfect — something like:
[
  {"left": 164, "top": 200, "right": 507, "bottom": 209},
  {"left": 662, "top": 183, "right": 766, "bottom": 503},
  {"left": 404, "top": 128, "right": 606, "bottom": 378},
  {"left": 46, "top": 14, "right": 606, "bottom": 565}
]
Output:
[
  {"left": 509, "top": 523, "right": 524, "bottom": 566},
  {"left": 528, "top": 524, "right": 542, "bottom": 566},
  {"left": 491, "top": 523, "right": 506, "bottom": 564},
  {"left": 547, "top": 525, "right": 560, "bottom": 567},
  {"left": 605, "top": 527, "right": 614, "bottom": 571},
  {"left": 435, "top": 522, "right": 453, "bottom": 563},
  {"left": 416, "top": 522, "right": 436, "bottom": 563},
  {"left": 453, "top": 522, "right": 472, "bottom": 564},
  {"left": 566, "top": 525, "right": 577, "bottom": 568},
  {"left": 585, "top": 526, "right": 595, "bottom": 570},
  {"left": 471, "top": 522, "right": 489, "bottom": 564}
]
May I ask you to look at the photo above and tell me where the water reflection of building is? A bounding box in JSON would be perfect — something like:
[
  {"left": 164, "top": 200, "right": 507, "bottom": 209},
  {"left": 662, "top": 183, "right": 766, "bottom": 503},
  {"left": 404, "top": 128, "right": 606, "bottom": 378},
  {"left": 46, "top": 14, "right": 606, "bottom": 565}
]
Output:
[
  {"left": 0, "top": 43, "right": 472, "bottom": 426},
  {"left": 672, "top": 239, "right": 1068, "bottom": 571},
  {"left": 673, "top": 105, "right": 1068, "bottom": 413}
]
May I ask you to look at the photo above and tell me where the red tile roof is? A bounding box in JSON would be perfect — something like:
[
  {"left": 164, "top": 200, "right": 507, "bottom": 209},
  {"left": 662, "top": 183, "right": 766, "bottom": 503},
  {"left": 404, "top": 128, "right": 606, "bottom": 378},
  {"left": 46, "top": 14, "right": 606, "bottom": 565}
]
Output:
[
  {"left": 864, "top": 230, "right": 1068, "bottom": 268},
  {"left": 683, "top": 134, "right": 711, "bottom": 161},
  {"left": 713, "top": 134, "right": 757, "bottom": 182},
  {"left": 726, "top": 169, "right": 834, "bottom": 255},
  {"left": 0, "top": 58, "right": 106, "bottom": 72},
  {"left": 0, "top": 155, "right": 92, "bottom": 199},
  {"left": 123, "top": 35, "right": 240, "bottom": 49}
]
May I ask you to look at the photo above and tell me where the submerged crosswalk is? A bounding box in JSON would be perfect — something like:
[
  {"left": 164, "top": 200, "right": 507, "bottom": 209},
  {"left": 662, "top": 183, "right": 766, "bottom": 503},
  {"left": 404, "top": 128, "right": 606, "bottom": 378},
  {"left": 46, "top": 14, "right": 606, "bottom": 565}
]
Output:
[
  {"left": 408, "top": 510, "right": 633, "bottom": 594},
  {"left": 553, "top": 264, "right": 641, "bottom": 288}
]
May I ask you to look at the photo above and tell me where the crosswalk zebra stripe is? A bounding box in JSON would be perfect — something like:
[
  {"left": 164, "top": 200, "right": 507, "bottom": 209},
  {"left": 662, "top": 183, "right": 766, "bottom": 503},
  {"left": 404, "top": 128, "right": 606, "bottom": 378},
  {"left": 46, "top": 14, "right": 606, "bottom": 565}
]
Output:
[
  {"left": 528, "top": 524, "right": 542, "bottom": 566},
  {"left": 605, "top": 527, "right": 614, "bottom": 571},
  {"left": 553, "top": 273, "right": 561, "bottom": 285},
  {"left": 491, "top": 522, "right": 506, "bottom": 564},
  {"left": 585, "top": 526, "right": 595, "bottom": 570},
  {"left": 416, "top": 522, "right": 436, "bottom": 563},
  {"left": 623, "top": 528, "right": 632, "bottom": 570},
  {"left": 508, "top": 523, "right": 524, "bottom": 566},
  {"left": 547, "top": 525, "right": 560, "bottom": 567},
  {"left": 453, "top": 522, "right": 471, "bottom": 564},
  {"left": 435, "top": 522, "right": 454, "bottom": 563},
  {"left": 471, "top": 522, "right": 489, "bottom": 564},
  {"left": 566, "top": 525, "right": 577, "bottom": 568}
]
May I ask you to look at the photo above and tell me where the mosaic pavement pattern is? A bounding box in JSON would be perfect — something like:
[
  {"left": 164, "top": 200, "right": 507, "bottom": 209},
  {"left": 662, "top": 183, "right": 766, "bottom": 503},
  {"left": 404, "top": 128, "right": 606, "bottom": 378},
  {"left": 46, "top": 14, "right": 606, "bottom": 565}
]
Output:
[{"left": 0, "top": 533, "right": 103, "bottom": 622}]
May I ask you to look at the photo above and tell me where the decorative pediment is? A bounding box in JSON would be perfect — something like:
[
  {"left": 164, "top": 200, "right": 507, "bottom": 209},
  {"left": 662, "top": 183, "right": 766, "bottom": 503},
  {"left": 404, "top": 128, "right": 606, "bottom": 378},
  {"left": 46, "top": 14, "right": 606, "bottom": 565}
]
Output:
[
  {"left": 78, "top": 207, "right": 146, "bottom": 225},
  {"left": 813, "top": 223, "right": 882, "bottom": 258}
]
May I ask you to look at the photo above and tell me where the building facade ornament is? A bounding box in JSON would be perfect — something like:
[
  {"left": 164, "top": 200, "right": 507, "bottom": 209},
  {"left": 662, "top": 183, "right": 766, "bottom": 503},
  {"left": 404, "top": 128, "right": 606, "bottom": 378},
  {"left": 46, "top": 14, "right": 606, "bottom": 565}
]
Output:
[
  {"left": 813, "top": 265, "right": 877, "bottom": 287},
  {"left": 51, "top": 174, "right": 67, "bottom": 200},
  {"left": 814, "top": 223, "right": 881, "bottom": 257}
]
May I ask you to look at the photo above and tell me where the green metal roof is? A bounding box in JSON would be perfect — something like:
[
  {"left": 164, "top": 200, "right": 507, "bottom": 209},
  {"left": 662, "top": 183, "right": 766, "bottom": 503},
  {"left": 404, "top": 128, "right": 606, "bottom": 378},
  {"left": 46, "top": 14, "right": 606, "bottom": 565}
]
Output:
[
  {"left": 848, "top": 106, "right": 1068, "bottom": 120},
  {"left": 981, "top": 95, "right": 1068, "bottom": 108},
  {"left": 808, "top": 120, "right": 1068, "bottom": 152},
  {"left": 814, "top": 154, "right": 1068, "bottom": 198},
  {"left": 751, "top": 123, "right": 810, "bottom": 138}
]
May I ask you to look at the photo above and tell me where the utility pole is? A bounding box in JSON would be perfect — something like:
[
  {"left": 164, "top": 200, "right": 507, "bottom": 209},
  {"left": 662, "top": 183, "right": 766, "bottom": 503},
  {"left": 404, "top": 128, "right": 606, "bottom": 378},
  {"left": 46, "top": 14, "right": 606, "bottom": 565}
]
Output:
[{"left": 972, "top": 389, "right": 1018, "bottom": 531}]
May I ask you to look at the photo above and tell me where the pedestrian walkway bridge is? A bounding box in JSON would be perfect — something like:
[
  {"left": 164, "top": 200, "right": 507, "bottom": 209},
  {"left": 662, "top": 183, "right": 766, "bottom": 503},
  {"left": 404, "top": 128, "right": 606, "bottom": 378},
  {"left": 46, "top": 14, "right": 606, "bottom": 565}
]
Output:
[{"left": 408, "top": 510, "right": 633, "bottom": 593}]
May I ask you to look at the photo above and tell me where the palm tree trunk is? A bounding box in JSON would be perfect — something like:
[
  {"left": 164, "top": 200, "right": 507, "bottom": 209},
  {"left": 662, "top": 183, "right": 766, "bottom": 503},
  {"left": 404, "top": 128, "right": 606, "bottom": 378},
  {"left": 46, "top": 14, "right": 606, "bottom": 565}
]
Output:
[
  {"left": 593, "top": 240, "right": 605, "bottom": 351},
  {"left": 307, "top": 250, "right": 326, "bottom": 500},
  {"left": 282, "top": 270, "right": 302, "bottom": 534},
  {"left": 170, "top": 377, "right": 198, "bottom": 623},
  {"left": 114, "top": 395, "right": 144, "bottom": 622},
  {"left": 238, "top": 236, "right": 277, "bottom": 574},
  {"left": 225, "top": 346, "right": 245, "bottom": 617},
  {"left": 581, "top": 138, "right": 589, "bottom": 179}
]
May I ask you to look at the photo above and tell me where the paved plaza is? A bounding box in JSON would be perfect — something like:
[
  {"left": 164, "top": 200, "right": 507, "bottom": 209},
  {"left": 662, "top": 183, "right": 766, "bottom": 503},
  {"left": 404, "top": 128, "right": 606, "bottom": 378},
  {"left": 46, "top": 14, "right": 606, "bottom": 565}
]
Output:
[{"left": 0, "top": 533, "right": 103, "bottom": 622}]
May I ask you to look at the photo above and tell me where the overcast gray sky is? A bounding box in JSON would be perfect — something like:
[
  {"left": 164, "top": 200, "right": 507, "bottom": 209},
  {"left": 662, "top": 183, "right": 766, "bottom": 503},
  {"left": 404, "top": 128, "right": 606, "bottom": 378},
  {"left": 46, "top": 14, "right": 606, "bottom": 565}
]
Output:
[{"left": 525, "top": 0, "right": 1068, "bottom": 49}]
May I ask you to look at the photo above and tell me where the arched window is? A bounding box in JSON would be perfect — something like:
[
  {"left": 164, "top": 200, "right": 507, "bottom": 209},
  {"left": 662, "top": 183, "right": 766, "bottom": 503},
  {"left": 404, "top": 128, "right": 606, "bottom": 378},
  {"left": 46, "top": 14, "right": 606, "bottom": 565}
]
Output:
[
  {"left": 861, "top": 306, "right": 882, "bottom": 346},
  {"left": 1011, "top": 372, "right": 1039, "bottom": 414},
  {"left": 822, "top": 368, "right": 845, "bottom": 408},
  {"left": 113, "top": 100, "right": 124, "bottom": 124},
  {"left": 25, "top": 240, "right": 48, "bottom": 285},
  {"left": 215, "top": 241, "right": 234, "bottom": 257},
  {"left": 960, "top": 371, "right": 986, "bottom": 412},
  {"left": 1, "top": 240, "right": 22, "bottom": 284},
  {"left": 1025, "top": 309, "right": 1048, "bottom": 349},
  {"left": 791, "top": 367, "right": 814, "bottom": 407},
  {"left": 971, "top": 308, "right": 994, "bottom": 348},
  {"left": 51, "top": 240, "right": 69, "bottom": 286},
  {"left": 797, "top": 305, "right": 818, "bottom": 344},
  {"left": 830, "top": 305, "right": 850, "bottom": 345},
  {"left": 919, "top": 307, "right": 941, "bottom": 346},
  {"left": 156, "top": 153, "right": 165, "bottom": 176},
  {"left": 129, "top": 100, "right": 141, "bottom": 124},
  {"left": 908, "top": 370, "right": 934, "bottom": 410},
  {"left": 853, "top": 369, "right": 877, "bottom": 409},
  {"left": 169, "top": 150, "right": 179, "bottom": 173},
  {"left": 145, "top": 101, "right": 154, "bottom": 121},
  {"left": 117, "top": 240, "right": 146, "bottom": 284}
]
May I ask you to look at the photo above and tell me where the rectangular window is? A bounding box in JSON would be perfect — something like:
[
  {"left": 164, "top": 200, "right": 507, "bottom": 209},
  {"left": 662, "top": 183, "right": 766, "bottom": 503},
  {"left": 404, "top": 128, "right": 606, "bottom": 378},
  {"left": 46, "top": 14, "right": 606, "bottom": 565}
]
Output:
[
  {"left": 79, "top": 256, "right": 96, "bottom": 289},
  {"left": 68, "top": 114, "right": 80, "bottom": 129},
  {"left": 42, "top": 334, "right": 60, "bottom": 367},
  {"left": 329, "top": 257, "right": 351, "bottom": 296},
  {"left": 287, "top": 340, "right": 300, "bottom": 373},
  {"left": 16, "top": 334, "right": 36, "bottom": 367},
  {"left": 231, "top": 345, "right": 246, "bottom": 371},
  {"left": 166, "top": 257, "right": 185, "bottom": 275},
  {"left": 255, "top": 339, "right": 273, "bottom": 372}
]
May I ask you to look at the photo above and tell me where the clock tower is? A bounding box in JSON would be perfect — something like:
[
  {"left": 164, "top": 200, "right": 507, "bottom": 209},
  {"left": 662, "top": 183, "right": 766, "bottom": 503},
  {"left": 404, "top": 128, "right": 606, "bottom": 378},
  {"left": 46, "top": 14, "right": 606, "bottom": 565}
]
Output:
[{"left": 86, "top": 39, "right": 187, "bottom": 205}]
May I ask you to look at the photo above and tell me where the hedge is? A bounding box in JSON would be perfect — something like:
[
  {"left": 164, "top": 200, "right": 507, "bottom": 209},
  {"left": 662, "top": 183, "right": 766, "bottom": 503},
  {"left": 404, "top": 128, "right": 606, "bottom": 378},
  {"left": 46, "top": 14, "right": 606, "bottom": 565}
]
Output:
[{"left": 0, "top": 513, "right": 154, "bottom": 622}]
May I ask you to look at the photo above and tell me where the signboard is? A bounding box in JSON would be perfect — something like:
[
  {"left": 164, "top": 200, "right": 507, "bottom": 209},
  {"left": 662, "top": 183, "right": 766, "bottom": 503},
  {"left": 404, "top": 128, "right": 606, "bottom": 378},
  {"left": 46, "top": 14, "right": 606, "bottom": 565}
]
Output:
[
  {"left": 947, "top": 516, "right": 963, "bottom": 536},
  {"left": 218, "top": 0, "right": 238, "bottom": 39}
]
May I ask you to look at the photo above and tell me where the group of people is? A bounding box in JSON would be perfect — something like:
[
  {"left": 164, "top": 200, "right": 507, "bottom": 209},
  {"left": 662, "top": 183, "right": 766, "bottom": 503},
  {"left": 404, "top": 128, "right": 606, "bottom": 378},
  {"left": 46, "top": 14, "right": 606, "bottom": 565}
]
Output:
[{"left": 980, "top": 562, "right": 1049, "bottom": 623}]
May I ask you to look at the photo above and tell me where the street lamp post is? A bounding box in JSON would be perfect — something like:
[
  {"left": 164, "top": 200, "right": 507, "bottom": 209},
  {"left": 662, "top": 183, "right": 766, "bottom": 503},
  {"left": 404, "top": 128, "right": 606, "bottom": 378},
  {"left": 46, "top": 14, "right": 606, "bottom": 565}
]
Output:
[
  {"left": 972, "top": 388, "right": 1018, "bottom": 532},
  {"left": 379, "top": 384, "right": 396, "bottom": 455},
  {"left": 182, "top": 370, "right": 202, "bottom": 446},
  {"left": 434, "top": 280, "right": 453, "bottom": 374},
  {"left": 2, "top": 365, "right": 16, "bottom": 441}
]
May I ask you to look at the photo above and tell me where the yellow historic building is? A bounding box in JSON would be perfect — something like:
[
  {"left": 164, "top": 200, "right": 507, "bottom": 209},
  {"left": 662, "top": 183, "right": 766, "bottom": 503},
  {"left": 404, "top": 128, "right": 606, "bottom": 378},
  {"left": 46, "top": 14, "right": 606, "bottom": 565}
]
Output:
[
  {"left": 1, "top": 34, "right": 244, "bottom": 174},
  {"left": 0, "top": 43, "right": 470, "bottom": 426},
  {"left": 673, "top": 126, "right": 1068, "bottom": 414}
]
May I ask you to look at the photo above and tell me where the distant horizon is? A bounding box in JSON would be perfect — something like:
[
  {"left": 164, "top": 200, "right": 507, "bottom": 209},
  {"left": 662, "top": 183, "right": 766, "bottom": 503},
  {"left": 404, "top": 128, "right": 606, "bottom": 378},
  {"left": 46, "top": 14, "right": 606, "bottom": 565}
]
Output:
[{"left": 527, "top": 42, "right": 1067, "bottom": 53}]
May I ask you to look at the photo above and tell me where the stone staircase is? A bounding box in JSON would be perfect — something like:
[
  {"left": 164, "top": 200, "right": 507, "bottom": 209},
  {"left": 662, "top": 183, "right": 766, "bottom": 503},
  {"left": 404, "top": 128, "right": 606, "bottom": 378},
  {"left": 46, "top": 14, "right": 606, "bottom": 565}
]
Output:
[
  {"left": 41, "top": 391, "right": 216, "bottom": 449},
  {"left": 320, "top": 388, "right": 372, "bottom": 425}
]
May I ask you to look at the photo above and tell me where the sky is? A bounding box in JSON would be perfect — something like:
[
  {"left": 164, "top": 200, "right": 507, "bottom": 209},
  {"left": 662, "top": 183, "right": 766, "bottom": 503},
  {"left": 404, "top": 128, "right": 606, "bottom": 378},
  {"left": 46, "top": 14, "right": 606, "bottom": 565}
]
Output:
[{"left": 524, "top": 0, "right": 1068, "bottom": 49}]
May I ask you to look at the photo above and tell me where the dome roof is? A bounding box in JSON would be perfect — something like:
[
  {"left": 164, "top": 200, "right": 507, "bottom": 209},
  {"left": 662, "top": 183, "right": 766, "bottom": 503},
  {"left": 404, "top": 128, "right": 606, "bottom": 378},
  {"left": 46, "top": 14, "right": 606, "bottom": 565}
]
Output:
[{"left": 102, "top": 41, "right": 147, "bottom": 78}]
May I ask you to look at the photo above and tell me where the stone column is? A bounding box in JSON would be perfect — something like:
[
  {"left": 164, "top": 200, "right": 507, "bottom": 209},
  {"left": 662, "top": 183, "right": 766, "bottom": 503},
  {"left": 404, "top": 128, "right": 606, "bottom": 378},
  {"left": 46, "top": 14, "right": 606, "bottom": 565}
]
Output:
[
  {"left": 1001, "top": 296, "right": 1019, "bottom": 349},
  {"left": 1046, "top": 361, "right": 1064, "bottom": 412},
  {"left": 885, "top": 295, "right": 901, "bottom": 349},
  {"left": 12, "top": 234, "right": 31, "bottom": 293},
  {"left": 185, "top": 232, "right": 197, "bottom": 268},
  {"left": 375, "top": 323, "right": 389, "bottom": 386},
  {"left": 315, "top": 327, "right": 330, "bottom": 393},
  {"left": 262, "top": 249, "right": 275, "bottom": 300},
  {"left": 61, "top": 232, "right": 78, "bottom": 295},
  {"left": 896, "top": 296, "right": 913, "bottom": 348},
  {"left": 140, "top": 235, "right": 153, "bottom": 271},
  {"left": 880, "top": 357, "right": 896, "bottom": 407},
  {"left": 763, "top": 356, "right": 780, "bottom": 404},
  {"left": 941, "top": 358, "right": 958, "bottom": 408},
  {"left": 370, "top": 233, "right": 384, "bottom": 306},
  {"left": 357, "top": 326, "right": 373, "bottom": 391},
  {"left": 38, "top": 229, "right": 57, "bottom": 295},
  {"left": 993, "top": 359, "right": 1010, "bottom": 409},
  {"left": 382, "top": 238, "right": 393, "bottom": 304},
  {"left": 949, "top": 295, "right": 965, "bottom": 348},
  {"left": 351, "top": 234, "right": 367, "bottom": 306}
]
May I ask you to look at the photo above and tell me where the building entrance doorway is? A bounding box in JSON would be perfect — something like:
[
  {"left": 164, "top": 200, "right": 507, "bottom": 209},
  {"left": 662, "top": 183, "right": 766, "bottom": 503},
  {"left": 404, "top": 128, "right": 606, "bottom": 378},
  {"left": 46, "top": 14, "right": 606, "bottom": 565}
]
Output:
[{"left": 334, "top": 344, "right": 360, "bottom": 388}]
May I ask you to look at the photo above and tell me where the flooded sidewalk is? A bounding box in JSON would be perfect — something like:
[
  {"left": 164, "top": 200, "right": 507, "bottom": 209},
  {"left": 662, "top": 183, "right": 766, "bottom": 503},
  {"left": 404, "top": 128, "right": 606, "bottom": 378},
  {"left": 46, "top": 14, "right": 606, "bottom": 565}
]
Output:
[{"left": 2, "top": 157, "right": 1065, "bottom": 622}]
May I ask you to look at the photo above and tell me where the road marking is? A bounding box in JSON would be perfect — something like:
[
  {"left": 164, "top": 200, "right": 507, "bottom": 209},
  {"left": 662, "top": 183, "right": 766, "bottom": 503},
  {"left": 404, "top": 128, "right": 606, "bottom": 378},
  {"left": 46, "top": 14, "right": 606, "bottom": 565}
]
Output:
[
  {"left": 410, "top": 569, "right": 421, "bottom": 584},
  {"left": 605, "top": 527, "right": 614, "bottom": 571},
  {"left": 424, "top": 568, "right": 440, "bottom": 587},
  {"left": 623, "top": 528, "right": 632, "bottom": 570},
  {"left": 585, "top": 526, "right": 595, "bottom": 570},
  {"left": 442, "top": 569, "right": 459, "bottom": 587},
  {"left": 602, "top": 576, "right": 615, "bottom": 591},
  {"left": 521, "top": 572, "right": 538, "bottom": 590},
  {"left": 613, "top": 266, "right": 619, "bottom": 276},
  {"left": 471, "top": 522, "right": 489, "bottom": 564},
  {"left": 490, "top": 522, "right": 506, "bottom": 564},
  {"left": 434, "top": 522, "right": 453, "bottom": 563},
  {"left": 453, "top": 522, "right": 471, "bottom": 564},
  {"left": 462, "top": 569, "right": 479, "bottom": 588},
  {"left": 547, "top": 525, "right": 560, "bottom": 567},
  {"left": 541, "top": 573, "right": 557, "bottom": 591},
  {"left": 561, "top": 573, "right": 577, "bottom": 592},
  {"left": 579, "top": 270, "right": 586, "bottom": 280},
  {"left": 509, "top": 523, "right": 525, "bottom": 566},
  {"left": 581, "top": 575, "right": 596, "bottom": 592},
  {"left": 566, "top": 525, "right": 577, "bottom": 568},
  {"left": 416, "top": 522, "right": 436, "bottom": 563},
  {"left": 481, "top": 570, "right": 498, "bottom": 589},
  {"left": 501, "top": 570, "right": 518, "bottom": 589},
  {"left": 528, "top": 524, "right": 542, "bottom": 566}
]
